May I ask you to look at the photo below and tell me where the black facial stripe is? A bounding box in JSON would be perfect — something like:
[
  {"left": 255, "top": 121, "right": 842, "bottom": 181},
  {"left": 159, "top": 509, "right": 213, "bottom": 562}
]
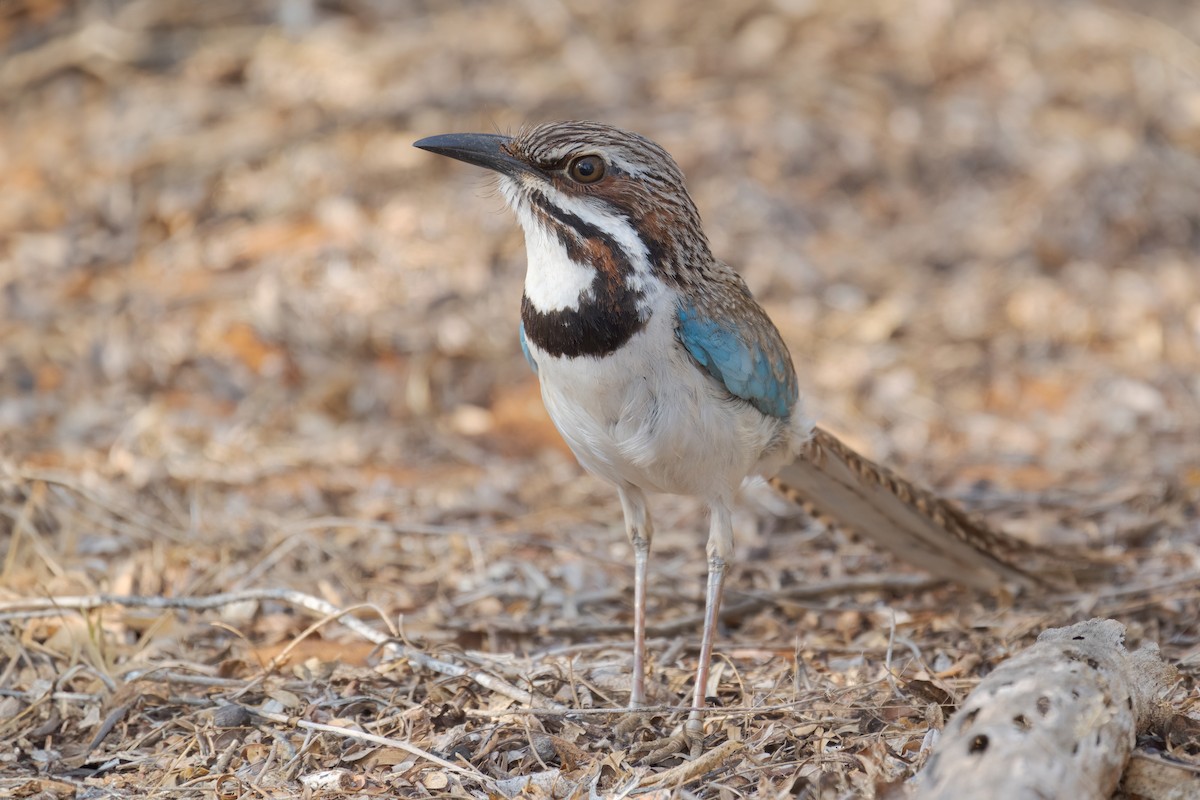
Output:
[
  {"left": 529, "top": 191, "right": 610, "bottom": 247},
  {"left": 521, "top": 193, "right": 648, "bottom": 359}
]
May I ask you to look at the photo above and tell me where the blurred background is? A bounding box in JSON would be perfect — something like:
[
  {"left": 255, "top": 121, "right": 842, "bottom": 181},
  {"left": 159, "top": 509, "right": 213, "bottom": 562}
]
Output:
[
  {"left": 1, "top": 0, "right": 1199, "bottom": 787},
  {"left": 4, "top": 0, "right": 1200, "bottom": 620}
]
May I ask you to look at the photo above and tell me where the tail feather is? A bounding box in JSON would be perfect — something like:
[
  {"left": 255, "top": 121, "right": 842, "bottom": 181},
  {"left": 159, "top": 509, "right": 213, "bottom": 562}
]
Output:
[{"left": 770, "top": 427, "right": 1045, "bottom": 590}]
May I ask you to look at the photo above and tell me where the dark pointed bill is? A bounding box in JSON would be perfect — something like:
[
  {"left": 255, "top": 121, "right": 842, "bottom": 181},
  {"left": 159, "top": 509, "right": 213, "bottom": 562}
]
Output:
[{"left": 413, "top": 132, "right": 533, "bottom": 178}]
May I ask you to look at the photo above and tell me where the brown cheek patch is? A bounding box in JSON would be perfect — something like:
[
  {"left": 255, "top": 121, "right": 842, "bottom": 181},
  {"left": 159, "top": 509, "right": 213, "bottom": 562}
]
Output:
[
  {"left": 582, "top": 237, "right": 622, "bottom": 288},
  {"left": 587, "top": 180, "right": 676, "bottom": 263},
  {"left": 635, "top": 207, "right": 676, "bottom": 267},
  {"left": 637, "top": 207, "right": 672, "bottom": 241}
]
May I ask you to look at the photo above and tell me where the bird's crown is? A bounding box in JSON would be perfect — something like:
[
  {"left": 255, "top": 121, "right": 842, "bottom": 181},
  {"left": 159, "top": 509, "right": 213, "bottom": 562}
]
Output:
[{"left": 506, "top": 120, "right": 687, "bottom": 190}]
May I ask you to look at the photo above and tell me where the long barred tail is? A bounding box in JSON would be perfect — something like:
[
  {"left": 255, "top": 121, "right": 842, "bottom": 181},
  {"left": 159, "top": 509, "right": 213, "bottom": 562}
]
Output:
[{"left": 770, "top": 427, "right": 1052, "bottom": 590}]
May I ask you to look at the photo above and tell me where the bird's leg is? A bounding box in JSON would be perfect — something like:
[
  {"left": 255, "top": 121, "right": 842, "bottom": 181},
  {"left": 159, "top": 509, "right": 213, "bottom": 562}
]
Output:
[
  {"left": 617, "top": 485, "right": 654, "bottom": 706},
  {"left": 685, "top": 501, "right": 733, "bottom": 747}
]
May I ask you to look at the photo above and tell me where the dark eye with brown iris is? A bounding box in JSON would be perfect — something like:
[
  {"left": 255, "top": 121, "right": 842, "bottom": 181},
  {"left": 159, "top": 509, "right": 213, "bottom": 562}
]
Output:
[{"left": 567, "top": 155, "right": 605, "bottom": 184}]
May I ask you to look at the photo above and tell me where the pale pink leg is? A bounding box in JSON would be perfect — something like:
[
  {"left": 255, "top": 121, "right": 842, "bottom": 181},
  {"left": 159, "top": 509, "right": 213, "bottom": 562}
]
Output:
[
  {"left": 631, "top": 540, "right": 649, "bottom": 705},
  {"left": 685, "top": 501, "right": 733, "bottom": 742},
  {"left": 618, "top": 486, "right": 653, "bottom": 706}
]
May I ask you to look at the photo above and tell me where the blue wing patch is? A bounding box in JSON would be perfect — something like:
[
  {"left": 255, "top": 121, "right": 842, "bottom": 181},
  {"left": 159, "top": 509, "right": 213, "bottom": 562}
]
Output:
[
  {"left": 519, "top": 324, "right": 538, "bottom": 373},
  {"left": 676, "top": 301, "right": 796, "bottom": 419}
]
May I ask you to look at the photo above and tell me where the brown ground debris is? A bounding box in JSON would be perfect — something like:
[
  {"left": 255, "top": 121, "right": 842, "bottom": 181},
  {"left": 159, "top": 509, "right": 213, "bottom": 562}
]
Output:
[{"left": 1, "top": 1, "right": 1199, "bottom": 797}]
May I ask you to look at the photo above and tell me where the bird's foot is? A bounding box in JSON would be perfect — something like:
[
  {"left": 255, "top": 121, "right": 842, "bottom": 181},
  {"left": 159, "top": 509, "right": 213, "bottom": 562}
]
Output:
[
  {"left": 613, "top": 709, "right": 655, "bottom": 739},
  {"left": 626, "top": 719, "right": 707, "bottom": 764},
  {"left": 624, "top": 705, "right": 705, "bottom": 762},
  {"left": 614, "top": 709, "right": 680, "bottom": 765},
  {"left": 632, "top": 731, "right": 687, "bottom": 765}
]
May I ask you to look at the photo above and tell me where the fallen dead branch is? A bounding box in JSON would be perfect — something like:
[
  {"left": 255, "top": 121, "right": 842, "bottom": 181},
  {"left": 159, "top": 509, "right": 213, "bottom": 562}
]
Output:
[
  {"left": 899, "top": 618, "right": 1179, "bottom": 799},
  {"left": 637, "top": 738, "right": 745, "bottom": 789},
  {"left": 247, "top": 706, "right": 480, "bottom": 778},
  {"left": 0, "top": 588, "right": 565, "bottom": 712}
]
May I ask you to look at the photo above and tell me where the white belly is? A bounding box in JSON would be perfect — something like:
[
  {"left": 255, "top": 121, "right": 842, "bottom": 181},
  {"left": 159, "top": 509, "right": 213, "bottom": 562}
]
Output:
[{"left": 528, "top": 311, "right": 795, "bottom": 501}]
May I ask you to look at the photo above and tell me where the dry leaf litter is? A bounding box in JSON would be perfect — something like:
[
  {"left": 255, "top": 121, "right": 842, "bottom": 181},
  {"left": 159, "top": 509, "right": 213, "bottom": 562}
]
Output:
[{"left": 1, "top": 0, "right": 1199, "bottom": 797}]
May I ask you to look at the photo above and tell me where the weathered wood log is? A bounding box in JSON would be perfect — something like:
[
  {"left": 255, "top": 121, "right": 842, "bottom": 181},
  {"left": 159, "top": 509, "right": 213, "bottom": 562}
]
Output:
[{"left": 902, "top": 618, "right": 1176, "bottom": 800}]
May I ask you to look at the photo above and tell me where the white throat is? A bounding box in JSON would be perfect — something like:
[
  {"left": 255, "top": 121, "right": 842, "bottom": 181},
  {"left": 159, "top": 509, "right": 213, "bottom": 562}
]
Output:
[
  {"left": 501, "top": 177, "right": 660, "bottom": 314},
  {"left": 515, "top": 204, "right": 596, "bottom": 312}
]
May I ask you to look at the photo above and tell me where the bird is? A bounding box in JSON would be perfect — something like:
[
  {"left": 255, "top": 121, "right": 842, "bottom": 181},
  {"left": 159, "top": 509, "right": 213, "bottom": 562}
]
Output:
[{"left": 414, "top": 121, "right": 1038, "bottom": 745}]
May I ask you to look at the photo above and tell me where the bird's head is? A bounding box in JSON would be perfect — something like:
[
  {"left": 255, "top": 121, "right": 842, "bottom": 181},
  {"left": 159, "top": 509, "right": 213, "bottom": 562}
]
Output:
[{"left": 415, "top": 121, "right": 712, "bottom": 280}]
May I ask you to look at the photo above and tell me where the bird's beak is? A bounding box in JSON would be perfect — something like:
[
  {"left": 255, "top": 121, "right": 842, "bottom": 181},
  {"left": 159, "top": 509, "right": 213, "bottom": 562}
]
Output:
[{"left": 413, "top": 132, "right": 534, "bottom": 178}]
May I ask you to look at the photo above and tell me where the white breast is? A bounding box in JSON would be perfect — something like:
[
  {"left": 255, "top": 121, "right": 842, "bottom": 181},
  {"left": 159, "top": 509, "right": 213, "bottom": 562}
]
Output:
[{"left": 526, "top": 293, "right": 802, "bottom": 502}]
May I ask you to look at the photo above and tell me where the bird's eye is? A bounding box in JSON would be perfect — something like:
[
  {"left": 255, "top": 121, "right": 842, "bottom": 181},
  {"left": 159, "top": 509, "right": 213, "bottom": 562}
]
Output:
[{"left": 567, "top": 155, "right": 606, "bottom": 184}]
